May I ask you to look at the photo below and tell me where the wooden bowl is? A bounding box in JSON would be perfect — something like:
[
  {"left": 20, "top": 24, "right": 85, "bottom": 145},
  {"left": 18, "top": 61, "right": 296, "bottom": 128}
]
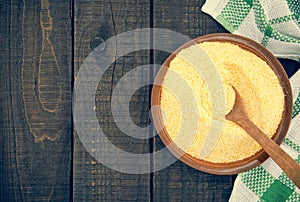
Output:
[{"left": 151, "top": 33, "right": 293, "bottom": 175}]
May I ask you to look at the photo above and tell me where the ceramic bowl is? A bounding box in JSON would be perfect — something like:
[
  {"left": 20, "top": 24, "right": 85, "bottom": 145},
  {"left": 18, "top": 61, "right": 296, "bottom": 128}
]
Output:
[{"left": 151, "top": 33, "right": 293, "bottom": 175}]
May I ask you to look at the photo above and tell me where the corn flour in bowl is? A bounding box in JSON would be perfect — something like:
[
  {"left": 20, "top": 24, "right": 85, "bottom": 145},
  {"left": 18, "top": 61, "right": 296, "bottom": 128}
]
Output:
[{"left": 151, "top": 33, "right": 293, "bottom": 175}]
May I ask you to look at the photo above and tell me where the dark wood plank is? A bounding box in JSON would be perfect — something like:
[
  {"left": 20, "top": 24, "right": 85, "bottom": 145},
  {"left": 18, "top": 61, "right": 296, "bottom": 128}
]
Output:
[
  {"left": 152, "top": 1, "right": 234, "bottom": 201},
  {"left": 152, "top": 1, "right": 299, "bottom": 201},
  {"left": 73, "top": 0, "right": 151, "bottom": 201},
  {"left": 278, "top": 59, "right": 300, "bottom": 78},
  {"left": 0, "top": 0, "right": 72, "bottom": 201}
]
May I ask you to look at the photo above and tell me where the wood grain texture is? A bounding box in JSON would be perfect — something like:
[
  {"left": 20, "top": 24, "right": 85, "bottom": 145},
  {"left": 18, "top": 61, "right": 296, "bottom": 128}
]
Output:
[
  {"left": 73, "top": 0, "right": 151, "bottom": 201},
  {"left": 152, "top": 1, "right": 234, "bottom": 201},
  {"left": 1, "top": 0, "right": 299, "bottom": 201},
  {"left": 0, "top": 0, "right": 72, "bottom": 201}
]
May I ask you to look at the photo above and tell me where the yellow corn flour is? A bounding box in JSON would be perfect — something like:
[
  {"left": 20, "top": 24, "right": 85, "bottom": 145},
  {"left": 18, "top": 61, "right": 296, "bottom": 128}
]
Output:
[{"left": 160, "top": 42, "right": 285, "bottom": 163}]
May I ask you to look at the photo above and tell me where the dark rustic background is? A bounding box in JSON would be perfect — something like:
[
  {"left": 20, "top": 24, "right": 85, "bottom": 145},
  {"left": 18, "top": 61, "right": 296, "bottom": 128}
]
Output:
[{"left": 1, "top": 0, "right": 299, "bottom": 201}]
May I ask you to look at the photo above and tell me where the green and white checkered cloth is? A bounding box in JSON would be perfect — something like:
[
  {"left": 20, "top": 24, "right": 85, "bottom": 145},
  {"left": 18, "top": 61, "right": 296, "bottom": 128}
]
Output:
[
  {"left": 202, "top": 0, "right": 300, "bottom": 61},
  {"left": 202, "top": 1, "right": 300, "bottom": 201}
]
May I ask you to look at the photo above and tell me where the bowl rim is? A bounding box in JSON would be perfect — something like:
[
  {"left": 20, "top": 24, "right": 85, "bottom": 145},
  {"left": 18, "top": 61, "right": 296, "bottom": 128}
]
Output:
[{"left": 151, "top": 33, "right": 293, "bottom": 175}]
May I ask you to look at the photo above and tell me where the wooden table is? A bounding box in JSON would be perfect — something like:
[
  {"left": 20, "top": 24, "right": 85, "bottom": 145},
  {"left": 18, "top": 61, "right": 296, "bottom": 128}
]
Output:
[{"left": 1, "top": 0, "right": 299, "bottom": 201}]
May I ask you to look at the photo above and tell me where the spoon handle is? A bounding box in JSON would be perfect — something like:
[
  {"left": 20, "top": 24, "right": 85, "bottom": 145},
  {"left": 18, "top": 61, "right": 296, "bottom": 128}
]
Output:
[{"left": 236, "top": 117, "right": 300, "bottom": 188}]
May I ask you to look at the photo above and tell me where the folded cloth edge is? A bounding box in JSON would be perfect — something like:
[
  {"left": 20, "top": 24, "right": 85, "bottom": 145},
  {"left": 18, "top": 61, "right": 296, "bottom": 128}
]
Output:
[{"left": 201, "top": 0, "right": 300, "bottom": 62}]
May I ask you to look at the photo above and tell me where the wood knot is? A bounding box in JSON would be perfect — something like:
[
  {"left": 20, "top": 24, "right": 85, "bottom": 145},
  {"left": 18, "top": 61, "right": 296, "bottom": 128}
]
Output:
[{"left": 90, "top": 36, "right": 106, "bottom": 52}]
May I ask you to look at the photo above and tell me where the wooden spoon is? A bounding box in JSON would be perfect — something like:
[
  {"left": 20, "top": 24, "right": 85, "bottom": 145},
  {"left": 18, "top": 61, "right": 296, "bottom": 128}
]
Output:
[{"left": 226, "top": 87, "right": 300, "bottom": 188}]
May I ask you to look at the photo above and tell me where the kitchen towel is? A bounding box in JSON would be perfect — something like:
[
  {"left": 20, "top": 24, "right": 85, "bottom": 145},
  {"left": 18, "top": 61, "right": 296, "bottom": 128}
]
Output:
[{"left": 202, "top": 0, "right": 300, "bottom": 61}]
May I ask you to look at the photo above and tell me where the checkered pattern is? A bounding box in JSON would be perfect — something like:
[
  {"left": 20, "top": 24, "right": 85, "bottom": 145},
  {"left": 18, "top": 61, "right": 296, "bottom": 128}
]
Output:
[
  {"left": 202, "top": 0, "right": 300, "bottom": 61},
  {"left": 228, "top": 70, "right": 300, "bottom": 201}
]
